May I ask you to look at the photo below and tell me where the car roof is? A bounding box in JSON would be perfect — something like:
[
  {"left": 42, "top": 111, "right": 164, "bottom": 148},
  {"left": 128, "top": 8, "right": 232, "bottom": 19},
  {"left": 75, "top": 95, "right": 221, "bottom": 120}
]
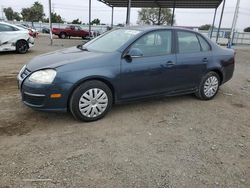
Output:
[
  {"left": 0, "top": 21, "right": 26, "bottom": 30},
  {"left": 122, "top": 25, "right": 196, "bottom": 32},
  {"left": 118, "top": 26, "right": 203, "bottom": 36}
]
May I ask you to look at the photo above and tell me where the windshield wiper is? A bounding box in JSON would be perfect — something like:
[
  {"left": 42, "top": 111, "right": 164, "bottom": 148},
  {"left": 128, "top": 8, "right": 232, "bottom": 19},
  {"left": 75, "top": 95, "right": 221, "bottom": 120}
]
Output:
[{"left": 77, "top": 44, "right": 89, "bottom": 51}]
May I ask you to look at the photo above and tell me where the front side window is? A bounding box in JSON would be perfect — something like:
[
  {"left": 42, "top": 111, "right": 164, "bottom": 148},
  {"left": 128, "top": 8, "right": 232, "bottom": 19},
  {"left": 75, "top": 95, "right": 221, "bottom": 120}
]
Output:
[
  {"left": 130, "top": 30, "right": 172, "bottom": 56},
  {"left": 85, "top": 29, "right": 141, "bottom": 53},
  {"left": 0, "top": 24, "right": 16, "bottom": 32},
  {"left": 177, "top": 31, "right": 201, "bottom": 53}
]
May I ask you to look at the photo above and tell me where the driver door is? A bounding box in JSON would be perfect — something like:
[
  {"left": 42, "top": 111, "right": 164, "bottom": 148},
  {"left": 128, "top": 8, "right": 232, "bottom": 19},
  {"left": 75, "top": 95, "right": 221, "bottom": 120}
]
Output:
[
  {"left": 69, "top": 26, "right": 77, "bottom": 37},
  {"left": 119, "top": 30, "right": 177, "bottom": 100}
]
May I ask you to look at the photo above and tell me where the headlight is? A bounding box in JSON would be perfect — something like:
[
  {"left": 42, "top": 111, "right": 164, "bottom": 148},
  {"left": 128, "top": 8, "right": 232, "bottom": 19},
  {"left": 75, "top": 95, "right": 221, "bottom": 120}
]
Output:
[
  {"left": 18, "top": 65, "right": 26, "bottom": 79},
  {"left": 29, "top": 69, "right": 57, "bottom": 84}
]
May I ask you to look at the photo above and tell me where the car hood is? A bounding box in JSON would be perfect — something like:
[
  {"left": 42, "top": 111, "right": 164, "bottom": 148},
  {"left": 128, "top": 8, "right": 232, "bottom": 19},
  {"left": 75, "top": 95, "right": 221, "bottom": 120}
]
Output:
[{"left": 26, "top": 46, "right": 104, "bottom": 72}]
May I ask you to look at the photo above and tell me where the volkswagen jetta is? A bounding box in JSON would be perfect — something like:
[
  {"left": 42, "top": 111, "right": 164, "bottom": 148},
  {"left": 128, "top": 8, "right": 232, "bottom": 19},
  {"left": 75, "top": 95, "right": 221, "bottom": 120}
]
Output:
[{"left": 18, "top": 26, "right": 235, "bottom": 121}]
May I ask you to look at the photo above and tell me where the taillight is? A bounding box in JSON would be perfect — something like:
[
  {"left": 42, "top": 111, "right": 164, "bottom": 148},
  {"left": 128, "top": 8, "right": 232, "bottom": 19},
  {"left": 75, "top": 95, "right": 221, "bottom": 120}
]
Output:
[
  {"left": 28, "top": 30, "right": 33, "bottom": 37},
  {"left": 233, "top": 50, "right": 236, "bottom": 64}
]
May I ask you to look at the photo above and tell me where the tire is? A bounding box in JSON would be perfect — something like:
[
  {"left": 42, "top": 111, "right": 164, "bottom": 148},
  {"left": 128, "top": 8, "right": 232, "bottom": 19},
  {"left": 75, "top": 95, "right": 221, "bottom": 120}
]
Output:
[
  {"left": 69, "top": 80, "right": 113, "bottom": 122},
  {"left": 59, "top": 32, "right": 67, "bottom": 39},
  {"left": 16, "top": 40, "right": 29, "bottom": 54},
  {"left": 195, "top": 71, "right": 220, "bottom": 100}
]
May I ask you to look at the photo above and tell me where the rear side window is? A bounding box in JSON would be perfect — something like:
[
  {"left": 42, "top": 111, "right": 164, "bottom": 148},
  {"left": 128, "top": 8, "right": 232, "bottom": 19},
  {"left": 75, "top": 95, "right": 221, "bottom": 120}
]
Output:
[
  {"left": 0, "top": 24, "right": 17, "bottom": 32},
  {"left": 197, "top": 35, "right": 211, "bottom": 51},
  {"left": 177, "top": 31, "right": 201, "bottom": 53}
]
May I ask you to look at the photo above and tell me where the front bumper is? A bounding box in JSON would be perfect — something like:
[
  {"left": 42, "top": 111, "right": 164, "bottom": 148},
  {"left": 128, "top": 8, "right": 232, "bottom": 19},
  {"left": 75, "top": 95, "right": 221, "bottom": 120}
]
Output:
[
  {"left": 18, "top": 73, "right": 73, "bottom": 112},
  {"left": 28, "top": 37, "right": 35, "bottom": 48}
]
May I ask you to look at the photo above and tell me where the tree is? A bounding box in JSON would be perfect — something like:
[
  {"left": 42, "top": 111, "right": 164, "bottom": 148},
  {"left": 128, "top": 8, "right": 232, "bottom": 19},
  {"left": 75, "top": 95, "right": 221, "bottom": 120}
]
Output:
[
  {"left": 91, "top": 18, "right": 100, "bottom": 25},
  {"left": 21, "top": 1, "right": 45, "bottom": 23},
  {"left": 199, "top": 24, "right": 212, "bottom": 30},
  {"left": 244, "top": 27, "right": 250, "bottom": 32},
  {"left": 71, "top": 18, "right": 81, "bottom": 24},
  {"left": 44, "top": 12, "right": 64, "bottom": 23},
  {"left": 3, "top": 7, "right": 21, "bottom": 21},
  {"left": 138, "top": 8, "right": 174, "bottom": 25}
]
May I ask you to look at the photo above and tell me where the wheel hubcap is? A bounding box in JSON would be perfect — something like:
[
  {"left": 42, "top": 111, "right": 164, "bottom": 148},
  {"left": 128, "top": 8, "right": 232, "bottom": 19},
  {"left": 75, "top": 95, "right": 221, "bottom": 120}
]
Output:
[
  {"left": 79, "top": 88, "right": 108, "bottom": 118},
  {"left": 204, "top": 76, "right": 219, "bottom": 98}
]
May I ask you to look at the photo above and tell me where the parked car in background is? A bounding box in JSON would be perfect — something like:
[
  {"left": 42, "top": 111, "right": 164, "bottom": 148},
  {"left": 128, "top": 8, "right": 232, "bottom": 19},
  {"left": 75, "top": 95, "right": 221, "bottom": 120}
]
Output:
[
  {"left": 0, "top": 22, "right": 34, "bottom": 53},
  {"left": 16, "top": 24, "right": 39, "bottom": 38},
  {"left": 18, "top": 26, "right": 235, "bottom": 121},
  {"left": 52, "top": 25, "right": 90, "bottom": 39},
  {"left": 42, "top": 27, "right": 50, "bottom": 34}
]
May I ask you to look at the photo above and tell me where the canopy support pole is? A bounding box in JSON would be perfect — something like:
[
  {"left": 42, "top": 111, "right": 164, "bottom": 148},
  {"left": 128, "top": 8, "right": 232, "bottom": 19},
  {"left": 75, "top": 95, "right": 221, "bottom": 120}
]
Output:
[
  {"left": 126, "top": 0, "right": 131, "bottom": 25},
  {"left": 216, "top": 0, "right": 226, "bottom": 43},
  {"left": 111, "top": 6, "right": 114, "bottom": 28},
  {"left": 48, "top": 0, "right": 53, "bottom": 45},
  {"left": 210, "top": 8, "right": 217, "bottom": 39},
  {"left": 171, "top": 0, "right": 176, "bottom": 26},
  {"left": 229, "top": 0, "right": 240, "bottom": 48},
  {"left": 89, "top": 0, "right": 92, "bottom": 37},
  {"left": 158, "top": 8, "right": 161, "bottom": 25}
]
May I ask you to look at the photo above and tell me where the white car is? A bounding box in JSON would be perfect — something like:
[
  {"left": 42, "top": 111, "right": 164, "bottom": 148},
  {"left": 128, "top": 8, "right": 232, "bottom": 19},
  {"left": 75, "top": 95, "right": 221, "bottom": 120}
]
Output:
[{"left": 0, "top": 22, "right": 34, "bottom": 53}]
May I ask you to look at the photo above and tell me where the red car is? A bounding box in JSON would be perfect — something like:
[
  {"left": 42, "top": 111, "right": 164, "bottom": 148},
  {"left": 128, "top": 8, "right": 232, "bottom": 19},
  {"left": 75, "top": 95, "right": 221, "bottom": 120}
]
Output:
[{"left": 52, "top": 25, "right": 90, "bottom": 39}]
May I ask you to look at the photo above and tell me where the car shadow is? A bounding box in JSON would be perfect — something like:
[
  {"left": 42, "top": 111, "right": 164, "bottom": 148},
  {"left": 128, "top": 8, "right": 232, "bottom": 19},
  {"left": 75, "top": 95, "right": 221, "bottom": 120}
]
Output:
[
  {"left": 0, "top": 50, "right": 34, "bottom": 56},
  {"left": 0, "top": 94, "right": 199, "bottom": 137}
]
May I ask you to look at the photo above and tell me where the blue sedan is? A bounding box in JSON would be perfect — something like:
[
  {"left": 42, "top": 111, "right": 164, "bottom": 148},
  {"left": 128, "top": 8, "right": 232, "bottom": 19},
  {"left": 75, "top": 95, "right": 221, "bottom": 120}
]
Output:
[{"left": 18, "top": 26, "right": 235, "bottom": 121}]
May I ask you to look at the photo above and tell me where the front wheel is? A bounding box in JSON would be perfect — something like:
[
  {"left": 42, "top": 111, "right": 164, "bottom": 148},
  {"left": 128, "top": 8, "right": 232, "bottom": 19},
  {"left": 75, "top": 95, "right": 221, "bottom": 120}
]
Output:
[
  {"left": 195, "top": 71, "right": 220, "bottom": 100},
  {"left": 69, "top": 80, "right": 113, "bottom": 122}
]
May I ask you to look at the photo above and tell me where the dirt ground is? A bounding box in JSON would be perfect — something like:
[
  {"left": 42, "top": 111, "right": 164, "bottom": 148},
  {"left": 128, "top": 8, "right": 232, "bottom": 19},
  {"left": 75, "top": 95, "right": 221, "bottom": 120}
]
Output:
[{"left": 0, "top": 36, "right": 249, "bottom": 188}]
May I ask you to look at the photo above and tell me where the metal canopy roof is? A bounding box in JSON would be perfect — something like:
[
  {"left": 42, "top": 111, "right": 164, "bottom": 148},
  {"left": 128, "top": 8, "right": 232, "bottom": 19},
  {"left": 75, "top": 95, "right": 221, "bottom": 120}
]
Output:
[{"left": 98, "top": 0, "right": 223, "bottom": 8}]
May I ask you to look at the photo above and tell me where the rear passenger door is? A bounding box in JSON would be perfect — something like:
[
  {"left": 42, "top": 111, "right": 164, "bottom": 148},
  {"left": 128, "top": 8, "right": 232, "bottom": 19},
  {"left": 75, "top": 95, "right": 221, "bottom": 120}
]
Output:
[
  {"left": 69, "top": 26, "right": 77, "bottom": 37},
  {"left": 75, "top": 26, "right": 83, "bottom": 37},
  {"left": 175, "top": 30, "right": 212, "bottom": 90}
]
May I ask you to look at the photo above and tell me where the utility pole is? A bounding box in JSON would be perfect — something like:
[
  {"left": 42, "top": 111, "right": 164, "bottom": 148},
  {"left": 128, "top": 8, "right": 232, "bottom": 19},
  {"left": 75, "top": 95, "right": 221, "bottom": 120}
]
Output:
[
  {"left": 89, "top": 0, "right": 91, "bottom": 38},
  {"left": 48, "top": 0, "right": 53, "bottom": 45},
  {"left": 228, "top": 0, "right": 240, "bottom": 48}
]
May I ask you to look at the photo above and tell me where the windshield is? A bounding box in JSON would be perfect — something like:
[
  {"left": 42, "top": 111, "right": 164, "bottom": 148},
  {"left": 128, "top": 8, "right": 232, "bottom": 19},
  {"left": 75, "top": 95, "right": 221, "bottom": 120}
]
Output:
[{"left": 85, "top": 29, "right": 141, "bottom": 53}]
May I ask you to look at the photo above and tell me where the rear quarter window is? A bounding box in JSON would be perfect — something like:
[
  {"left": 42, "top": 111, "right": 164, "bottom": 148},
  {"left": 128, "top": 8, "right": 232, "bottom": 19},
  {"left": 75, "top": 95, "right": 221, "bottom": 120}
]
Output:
[{"left": 197, "top": 35, "right": 211, "bottom": 51}]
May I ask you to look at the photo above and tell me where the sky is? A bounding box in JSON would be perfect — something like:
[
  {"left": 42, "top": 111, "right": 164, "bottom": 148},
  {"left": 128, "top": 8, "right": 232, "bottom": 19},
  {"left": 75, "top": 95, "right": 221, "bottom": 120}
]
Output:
[{"left": 0, "top": 0, "right": 249, "bottom": 31}]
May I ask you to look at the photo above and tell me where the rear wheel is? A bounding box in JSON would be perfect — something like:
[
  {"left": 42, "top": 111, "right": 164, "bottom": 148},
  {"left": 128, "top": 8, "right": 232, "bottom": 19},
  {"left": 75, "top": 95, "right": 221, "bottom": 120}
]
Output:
[
  {"left": 16, "top": 40, "right": 29, "bottom": 54},
  {"left": 195, "top": 71, "right": 220, "bottom": 100},
  {"left": 59, "top": 32, "right": 67, "bottom": 39},
  {"left": 69, "top": 80, "right": 113, "bottom": 122}
]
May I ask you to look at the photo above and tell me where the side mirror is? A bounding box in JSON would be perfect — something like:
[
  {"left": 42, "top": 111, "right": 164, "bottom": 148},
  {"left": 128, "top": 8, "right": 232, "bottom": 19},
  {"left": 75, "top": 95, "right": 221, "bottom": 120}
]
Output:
[{"left": 124, "top": 48, "right": 143, "bottom": 62}]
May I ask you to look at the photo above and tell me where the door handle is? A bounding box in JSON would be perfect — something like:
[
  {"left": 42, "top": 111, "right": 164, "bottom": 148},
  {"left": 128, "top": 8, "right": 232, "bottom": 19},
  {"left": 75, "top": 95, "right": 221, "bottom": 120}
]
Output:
[
  {"left": 203, "top": 58, "right": 208, "bottom": 63},
  {"left": 166, "top": 61, "right": 175, "bottom": 66}
]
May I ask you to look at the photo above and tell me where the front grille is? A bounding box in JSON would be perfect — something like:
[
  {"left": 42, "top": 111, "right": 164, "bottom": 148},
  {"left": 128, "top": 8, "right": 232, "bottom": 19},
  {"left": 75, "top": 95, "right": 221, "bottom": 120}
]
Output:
[
  {"left": 23, "top": 92, "right": 45, "bottom": 106},
  {"left": 20, "top": 68, "right": 31, "bottom": 80}
]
